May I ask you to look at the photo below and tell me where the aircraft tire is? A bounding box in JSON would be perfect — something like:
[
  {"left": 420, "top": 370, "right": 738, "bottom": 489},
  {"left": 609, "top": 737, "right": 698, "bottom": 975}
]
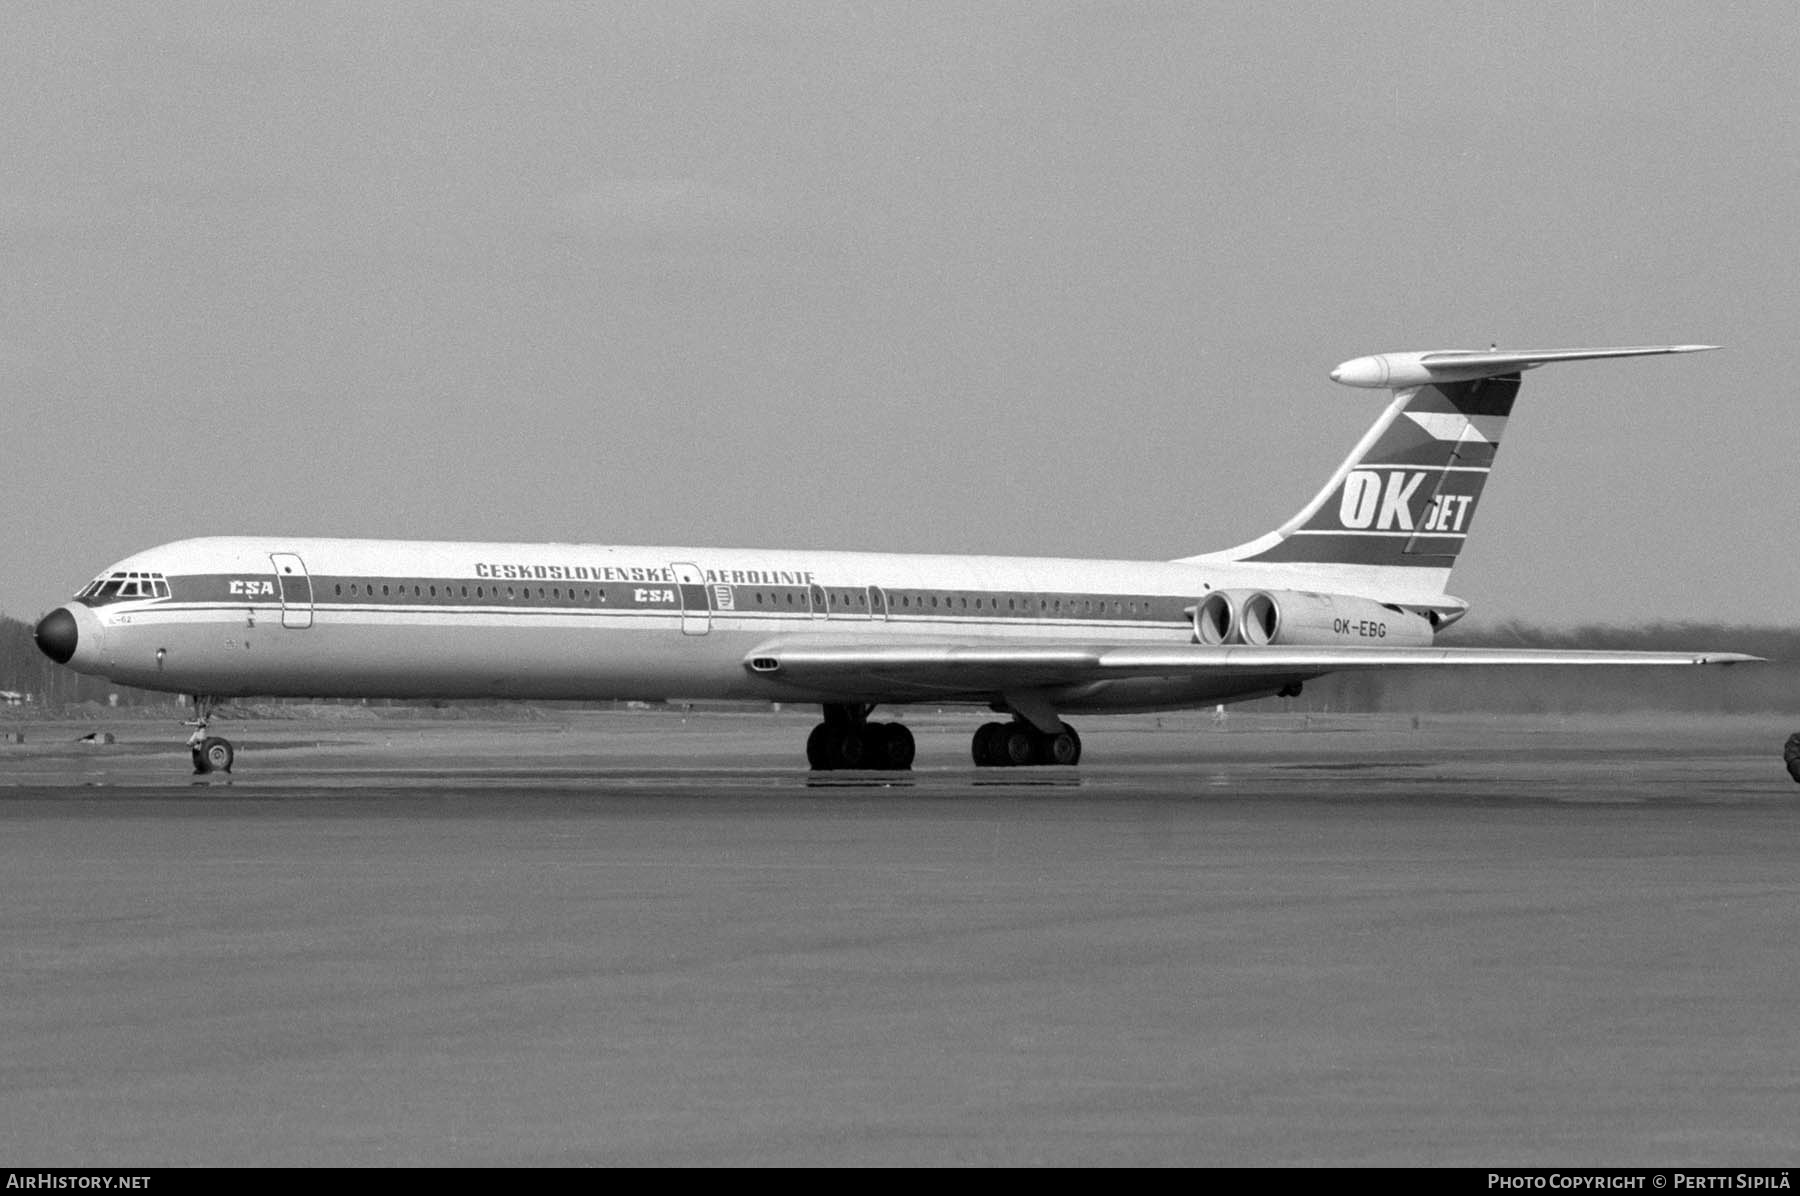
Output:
[
  {"left": 873, "top": 723, "right": 915, "bottom": 771},
  {"left": 1784, "top": 732, "right": 1800, "bottom": 784},
  {"left": 1001, "top": 724, "right": 1037, "bottom": 767},
  {"left": 1045, "top": 726, "right": 1081, "bottom": 766},
  {"left": 971, "top": 722, "right": 1005, "bottom": 767},
  {"left": 201, "top": 736, "right": 234, "bottom": 774},
  {"left": 861, "top": 722, "right": 890, "bottom": 769},
  {"left": 805, "top": 723, "right": 834, "bottom": 771},
  {"left": 834, "top": 726, "right": 868, "bottom": 770}
]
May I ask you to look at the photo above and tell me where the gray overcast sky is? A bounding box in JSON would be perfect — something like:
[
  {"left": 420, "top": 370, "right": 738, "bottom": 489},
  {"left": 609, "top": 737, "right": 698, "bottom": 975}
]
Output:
[{"left": 4, "top": 1, "right": 1797, "bottom": 626}]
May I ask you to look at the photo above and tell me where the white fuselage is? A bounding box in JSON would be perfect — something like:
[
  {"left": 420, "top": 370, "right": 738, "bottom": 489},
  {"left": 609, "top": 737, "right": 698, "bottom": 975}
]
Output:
[{"left": 54, "top": 536, "right": 1432, "bottom": 713}]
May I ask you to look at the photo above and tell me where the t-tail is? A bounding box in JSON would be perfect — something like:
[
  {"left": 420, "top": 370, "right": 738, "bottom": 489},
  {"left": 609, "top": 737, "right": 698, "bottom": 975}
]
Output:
[{"left": 1184, "top": 345, "right": 1717, "bottom": 606}]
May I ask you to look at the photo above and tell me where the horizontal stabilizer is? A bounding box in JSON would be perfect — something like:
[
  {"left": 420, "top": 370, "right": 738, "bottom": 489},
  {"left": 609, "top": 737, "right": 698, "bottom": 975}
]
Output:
[{"left": 1330, "top": 344, "right": 1718, "bottom": 389}]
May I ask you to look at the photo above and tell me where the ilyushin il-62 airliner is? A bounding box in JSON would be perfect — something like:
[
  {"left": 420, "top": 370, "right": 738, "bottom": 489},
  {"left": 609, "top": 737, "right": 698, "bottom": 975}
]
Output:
[{"left": 36, "top": 345, "right": 1755, "bottom": 775}]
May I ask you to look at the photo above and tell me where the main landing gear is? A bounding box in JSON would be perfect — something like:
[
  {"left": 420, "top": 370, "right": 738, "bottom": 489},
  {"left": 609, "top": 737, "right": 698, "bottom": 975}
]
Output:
[
  {"left": 1785, "top": 732, "right": 1800, "bottom": 784},
  {"left": 801, "top": 705, "right": 1083, "bottom": 771},
  {"left": 186, "top": 695, "right": 234, "bottom": 775},
  {"left": 971, "top": 720, "right": 1081, "bottom": 768},
  {"left": 806, "top": 704, "right": 916, "bottom": 771}
]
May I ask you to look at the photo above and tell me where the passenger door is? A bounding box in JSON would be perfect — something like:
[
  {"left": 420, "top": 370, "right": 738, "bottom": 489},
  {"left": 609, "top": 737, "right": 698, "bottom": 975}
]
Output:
[
  {"left": 671, "top": 562, "right": 710, "bottom": 635},
  {"left": 269, "top": 552, "right": 313, "bottom": 629}
]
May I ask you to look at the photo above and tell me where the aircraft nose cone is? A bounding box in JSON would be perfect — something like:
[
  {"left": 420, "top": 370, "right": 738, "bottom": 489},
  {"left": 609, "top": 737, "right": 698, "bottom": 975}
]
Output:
[{"left": 35, "top": 607, "right": 79, "bottom": 664}]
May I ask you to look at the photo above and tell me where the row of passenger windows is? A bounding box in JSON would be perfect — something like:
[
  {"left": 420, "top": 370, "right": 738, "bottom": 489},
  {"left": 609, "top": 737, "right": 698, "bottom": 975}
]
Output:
[
  {"left": 779, "top": 591, "right": 1152, "bottom": 615},
  {"left": 325, "top": 581, "right": 1155, "bottom": 617},
  {"left": 332, "top": 582, "right": 607, "bottom": 602}
]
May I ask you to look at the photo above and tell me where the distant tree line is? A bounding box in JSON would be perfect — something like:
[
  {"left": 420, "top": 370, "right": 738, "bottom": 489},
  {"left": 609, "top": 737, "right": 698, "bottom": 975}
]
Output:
[
  {"left": 0, "top": 613, "right": 161, "bottom": 706},
  {"left": 1248, "top": 620, "right": 1799, "bottom": 715},
  {"left": 1444, "top": 620, "right": 1800, "bottom": 661}
]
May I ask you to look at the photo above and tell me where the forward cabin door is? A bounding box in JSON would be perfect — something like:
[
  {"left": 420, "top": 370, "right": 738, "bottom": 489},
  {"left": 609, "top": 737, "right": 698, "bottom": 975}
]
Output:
[
  {"left": 270, "top": 552, "right": 313, "bottom": 629},
  {"left": 671, "top": 562, "right": 710, "bottom": 636}
]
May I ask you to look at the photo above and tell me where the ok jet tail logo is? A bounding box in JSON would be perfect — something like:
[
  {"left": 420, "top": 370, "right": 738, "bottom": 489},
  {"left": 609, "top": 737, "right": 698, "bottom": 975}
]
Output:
[{"left": 1338, "top": 470, "right": 1474, "bottom": 533}]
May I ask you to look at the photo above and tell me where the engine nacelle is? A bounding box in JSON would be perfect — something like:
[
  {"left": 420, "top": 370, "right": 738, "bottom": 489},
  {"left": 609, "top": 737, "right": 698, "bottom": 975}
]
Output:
[
  {"left": 1236, "top": 590, "right": 1434, "bottom": 647},
  {"left": 1189, "top": 591, "right": 1237, "bottom": 645}
]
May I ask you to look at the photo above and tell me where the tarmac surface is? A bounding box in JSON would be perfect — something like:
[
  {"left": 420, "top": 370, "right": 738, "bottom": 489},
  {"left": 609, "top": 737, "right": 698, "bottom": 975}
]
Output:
[{"left": 2, "top": 707, "right": 1798, "bottom": 1166}]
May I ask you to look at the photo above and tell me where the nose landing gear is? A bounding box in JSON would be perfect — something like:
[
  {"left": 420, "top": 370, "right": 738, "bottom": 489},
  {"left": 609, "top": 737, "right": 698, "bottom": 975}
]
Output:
[{"left": 185, "top": 696, "right": 234, "bottom": 775}]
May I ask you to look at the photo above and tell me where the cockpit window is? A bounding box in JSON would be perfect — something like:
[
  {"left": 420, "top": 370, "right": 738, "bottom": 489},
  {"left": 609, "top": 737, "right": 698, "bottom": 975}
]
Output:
[{"left": 76, "top": 571, "right": 171, "bottom": 605}]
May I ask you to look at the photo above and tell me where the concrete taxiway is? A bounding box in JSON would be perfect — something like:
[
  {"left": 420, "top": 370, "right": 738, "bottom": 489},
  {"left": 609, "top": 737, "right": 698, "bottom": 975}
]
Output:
[{"left": 2, "top": 708, "right": 1797, "bottom": 1165}]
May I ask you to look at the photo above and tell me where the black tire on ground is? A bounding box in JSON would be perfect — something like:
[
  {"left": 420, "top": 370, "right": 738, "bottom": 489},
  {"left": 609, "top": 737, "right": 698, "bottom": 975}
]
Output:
[
  {"left": 1784, "top": 732, "right": 1800, "bottom": 783},
  {"left": 1046, "top": 726, "right": 1082, "bottom": 766},
  {"left": 972, "top": 721, "right": 1004, "bottom": 767},
  {"left": 201, "top": 736, "right": 234, "bottom": 774},
  {"left": 877, "top": 723, "right": 915, "bottom": 771},
  {"left": 835, "top": 726, "right": 867, "bottom": 770},
  {"left": 806, "top": 722, "right": 834, "bottom": 771},
  {"left": 1002, "top": 724, "right": 1037, "bottom": 767},
  {"left": 861, "top": 722, "right": 892, "bottom": 769}
]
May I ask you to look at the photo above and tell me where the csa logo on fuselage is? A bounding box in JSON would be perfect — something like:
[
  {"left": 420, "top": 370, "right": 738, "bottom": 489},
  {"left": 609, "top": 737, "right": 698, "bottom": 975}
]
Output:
[
  {"left": 229, "top": 579, "right": 278, "bottom": 596},
  {"left": 1337, "top": 469, "right": 1475, "bottom": 533}
]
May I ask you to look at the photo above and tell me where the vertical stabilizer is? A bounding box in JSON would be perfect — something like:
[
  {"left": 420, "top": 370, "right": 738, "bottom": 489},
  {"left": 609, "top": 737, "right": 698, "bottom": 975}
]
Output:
[{"left": 1184, "top": 345, "right": 1716, "bottom": 596}]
